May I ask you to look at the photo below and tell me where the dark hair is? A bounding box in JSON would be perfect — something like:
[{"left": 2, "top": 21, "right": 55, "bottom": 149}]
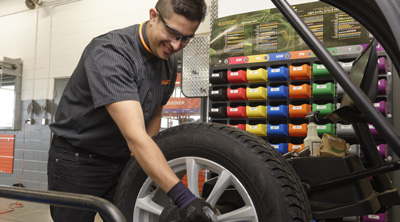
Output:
[{"left": 155, "top": 0, "right": 207, "bottom": 22}]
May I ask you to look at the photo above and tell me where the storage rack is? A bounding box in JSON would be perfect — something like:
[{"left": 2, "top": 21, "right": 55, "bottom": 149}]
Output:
[{"left": 208, "top": 49, "right": 392, "bottom": 156}]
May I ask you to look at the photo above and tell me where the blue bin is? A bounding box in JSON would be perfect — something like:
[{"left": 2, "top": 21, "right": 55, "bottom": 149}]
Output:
[
  {"left": 267, "top": 124, "right": 288, "bottom": 137},
  {"left": 268, "top": 66, "right": 289, "bottom": 81},
  {"left": 267, "top": 105, "right": 288, "bottom": 118},
  {"left": 270, "top": 143, "right": 288, "bottom": 154},
  {"left": 267, "top": 86, "right": 289, "bottom": 100}
]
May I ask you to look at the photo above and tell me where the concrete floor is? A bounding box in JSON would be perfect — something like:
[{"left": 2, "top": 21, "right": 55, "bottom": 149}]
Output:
[{"left": 0, "top": 198, "right": 102, "bottom": 222}]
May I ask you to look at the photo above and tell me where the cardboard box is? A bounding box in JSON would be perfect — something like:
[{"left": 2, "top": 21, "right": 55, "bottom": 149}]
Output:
[{"left": 320, "top": 134, "right": 350, "bottom": 157}]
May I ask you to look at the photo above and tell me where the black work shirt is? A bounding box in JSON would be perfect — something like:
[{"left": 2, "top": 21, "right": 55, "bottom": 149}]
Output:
[{"left": 50, "top": 24, "right": 177, "bottom": 158}]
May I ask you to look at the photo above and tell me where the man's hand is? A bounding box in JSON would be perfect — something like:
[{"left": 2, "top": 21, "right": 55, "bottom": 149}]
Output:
[
  {"left": 167, "top": 182, "right": 217, "bottom": 222},
  {"left": 179, "top": 198, "right": 217, "bottom": 222}
]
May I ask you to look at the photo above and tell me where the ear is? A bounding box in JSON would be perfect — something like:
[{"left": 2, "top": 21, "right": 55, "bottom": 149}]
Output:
[{"left": 149, "top": 8, "right": 158, "bottom": 24}]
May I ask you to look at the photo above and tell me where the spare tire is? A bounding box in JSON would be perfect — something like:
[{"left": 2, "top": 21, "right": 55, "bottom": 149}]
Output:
[{"left": 114, "top": 123, "right": 312, "bottom": 221}]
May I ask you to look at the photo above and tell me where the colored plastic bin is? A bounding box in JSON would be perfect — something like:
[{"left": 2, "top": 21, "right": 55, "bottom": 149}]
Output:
[
  {"left": 209, "top": 71, "right": 228, "bottom": 84},
  {"left": 267, "top": 105, "right": 289, "bottom": 118},
  {"left": 209, "top": 88, "right": 227, "bottom": 101},
  {"left": 338, "top": 61, "right": 354, "bottom": 73},
  {"left": 228, "top": 124, "right": 246, "bottom": 131},
  {"left": 246, "top": 106, "right": 267, "bottom": 118},
  {"left": 362, "top": 212, "right": 388, "bottom": 222},
  {"left": 336, "top": 123, "right": 356, "bottom": 138},
  {"left": 227, "top": 88, "right": 247, "bottom": 101},
  {"left": 246, "top": 87, "right": 267, "bottom": 100},
  {"left": 312, "top": 103, "right": 335, "bottom": 117},
  {"left": 336, "top": 83, "right": 344, "bottom": 95},
  {"left": 267, "top": 124, "right": 288, "bottom": 137},
  {"left": 312, "top": 82, "right": 335, "bottom": 98},
  {"left": 316, "top": 123, "right": 336, "bottom": 137},
  {"left": 247, "top": 68, "right": 268, "bottom": 83},
  {"left": 289, "top": 64, "right": 312, "bottom": 80},
  {"left": 288, "top": 143, "right": 304, "bottom": 153},
  {"left": 289, "top": 84, "right": 311, "bottom": 98},
  {"left": 268, "top": 66, "right": 289, "bottom": 81},
  {"left": 271, "top": 143, "right": 288, "bottom": 154},
  {"left": 377, "top": 144, "right": 388, "bottom": 158},
  {"left": 378, "top": 57, "right": 388, "bottom": 74},
  {"left": 374, "top": 101, "right": 388, "bottom": 116},
  {"left": 246, "top": 124, "right": 267, "bottom": 136},
  {"left": 228, "top": 70, "right": 247, "bottom": 83},
  {"left": 378, "top": 78, "right": 388, "bottom": 95},
  {"left": 227, "top": 106, "right": 247, "bottom": 118},
  {"left": 209, "top": 106, "right": 227, "bottom": 118},
  {"left": 289, "top": 123, "right": 308, "bottom": 137},
  {"left": 312, "top": 63, "right": 331, "bottom": 78},
  {"left": 369, "top": 124, "right": 380, "bottom": 138},
  {"left": 289, "top": 104, "right": 311, "bottom": 118},
  {"left": 268, "top": 85, "right": 289, "bottom": 100}
]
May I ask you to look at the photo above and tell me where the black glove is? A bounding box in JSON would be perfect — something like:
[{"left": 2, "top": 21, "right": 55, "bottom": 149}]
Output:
[{"left": 179, "top": 198, "right": 217, "bottom": 222}]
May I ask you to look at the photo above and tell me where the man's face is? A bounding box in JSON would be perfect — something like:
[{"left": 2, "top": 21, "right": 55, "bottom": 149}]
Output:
[{"left": 147, "top": 8, "right": 200, "bottom": 60}]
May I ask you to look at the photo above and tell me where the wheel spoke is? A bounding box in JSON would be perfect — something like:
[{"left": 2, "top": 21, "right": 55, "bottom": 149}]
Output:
[
  {"left": 217, "top": 206, "right": 257, "bottom": 222},
  {"left": 206, "top": 169, "right": 232, "bottom": 206},
  {"left": 185, "top": 157, "right": 201, "bottom": 197},
  {"left": 136, "top": 195, "right": 163, "bottom": 216}
]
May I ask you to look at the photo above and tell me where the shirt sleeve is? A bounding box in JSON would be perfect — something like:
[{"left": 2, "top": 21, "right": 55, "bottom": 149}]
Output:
[{"left": 84, "top": 42, "right": 140, "bottom": 108}]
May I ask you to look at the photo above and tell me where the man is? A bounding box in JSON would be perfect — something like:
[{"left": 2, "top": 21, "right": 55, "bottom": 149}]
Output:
[{"left": 48, "top": 0, "right": 216, "bottom": 221}]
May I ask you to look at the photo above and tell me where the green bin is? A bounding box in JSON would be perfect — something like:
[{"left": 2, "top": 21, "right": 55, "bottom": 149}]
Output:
[
  {"left": 312, "top": 82, "right": 335, "bottom": 97},
  {"left": 316, "top": 123, "right": 336, "bottom": 137},
  {"left": 312, "top": 63, "right": 331, "bottom": 78},
  {"left": 312, "top": 103, "right": 335, "bottom": 117}
]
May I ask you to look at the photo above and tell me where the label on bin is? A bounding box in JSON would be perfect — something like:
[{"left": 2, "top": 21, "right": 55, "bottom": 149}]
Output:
[
  {"left": 212, "top": 73, "right": 220, "bottom": 77},
  {"left": 317, "top": 85, "right": 327, "bottom": 89},
  {"left": 249, "top": 126, "right": 257, "bottom": 129},
  {"left": 367, "top": 215, "right": 380, "bottom": 219},
  {"left": 293, "top": 126, "right": 303, "bottom": 129},
  {"left": 250, "top": 89, "right": 258, "bottom": 92},
  {"left": 271, "top": 126, "right": 279, "bottom": 129},
  {"left": 317, "top": 65, "right": 326, "bottom": 69},
  {"left": 293, "top": 106, "right": 302, "bottom": 110},
  {"left": 230, "top": 72, "right": 239, "bottom": 76},
  {"left": 294, "top": 67, "right": 303, "bottom": 71},
  {"left": 317, "top": 126, "right": 327, "bottom": 129},
  {"left": 271, "top": 68, "right": 280, "bottom": 73},
  {"left": 317, "top": 105, "right": 327, "bottom": 109},
  {"left": 374, "top": 103, "right": 380, "bottom": 107},
  {"left": 230, "top": 90, "right": 238, "bottom": 93},
  {"left": 271, "top": 107, "right": 280, "bottom": 111},
  {"left": 272, "top": 145, "right": 279, "bottom": 148},
  {"left": 341, "top": 125, "right": 352, "bottom": 129},
  {"left": 270, "top": 88, "right": 280, "bottom": 92},
  {"left": 230, "top": 108, "right": 238, "bottom": 111},
  {"left": 250, "top": 70, "right": 258, "bottom": 74},
  {"left": 211, "top": 90, "right": 219, "bottom": 94},
  {"left": 250, "top": 107, "right": 258, "bottom": 111},
  {"left": 292, "top": 145, "right": 302, "bottom": 149},
  {"left": 369, "top": 125, "right": 375, "bottom": 129},
  {"left": 211, "top": 108, "right": 219, "bottom": 112},
  {"left": 293, "top": 86, "right": 303, "bottom": 90}
]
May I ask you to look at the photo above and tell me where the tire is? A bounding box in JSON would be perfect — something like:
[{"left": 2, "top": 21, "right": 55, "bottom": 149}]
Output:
[{"left": 114, "top": 123, "right": 312, "bottom": 222}]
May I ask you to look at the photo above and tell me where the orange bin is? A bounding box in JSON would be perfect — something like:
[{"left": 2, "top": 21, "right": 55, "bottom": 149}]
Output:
[
  {"left": 289, "top": 64, "right": 312, "bottom": 80},
  {"left": 288, "top": 143, "right": 305, "bottom": 153},
  {"left": 228, "top": 70, "right": 247, "bottom": 83},
  {"left": 289, "top": 123, "right": 308, "bottom": 137},
  {"left": 289, "top": 84, "right": 311, "bottom": 98},
  {"left": 289, "top": 104, "right": 311, "bottom": 118}
]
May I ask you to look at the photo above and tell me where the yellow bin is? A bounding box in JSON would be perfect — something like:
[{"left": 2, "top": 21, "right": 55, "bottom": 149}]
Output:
[
  {"left": 246, "top": 106, "right": 267, "bottom": 118},
  {"left": 246, "top": 87, "right": 267, "bottom": 100},
  {"left": 246, "top": 124, "right": 267, "bottom": 136},
  {"left": 247, "top": 68, "right": 268, "bottom": 83}
]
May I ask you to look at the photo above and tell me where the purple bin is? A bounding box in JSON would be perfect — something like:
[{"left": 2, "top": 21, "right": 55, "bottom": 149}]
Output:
[
  {"left": 377, "top": 144, "right": 388, "bottom": 158},
  {"left": 378, "top": 57, "right": 388, "bottom": 74},
  {"left": 368, "top": 124, "right": 380, "bottom": 138},
  {"left": 374, "top": 101, "right": 388, "bottom": 116},
  {"left": 362, "top": 212, "right": 388, "bottom": 222},
  {"left": 378, "top": 79, "right": 388, "bottom": 95}
]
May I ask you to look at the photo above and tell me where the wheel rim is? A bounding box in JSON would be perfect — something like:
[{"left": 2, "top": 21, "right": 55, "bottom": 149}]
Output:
[{"left": 133, "top": 156, "right": 259, "bottom": 222}]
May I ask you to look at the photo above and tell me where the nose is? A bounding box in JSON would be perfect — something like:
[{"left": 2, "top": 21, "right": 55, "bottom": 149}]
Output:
[{"left": 170, "top": 40, "right": 183, "bottom": 51}]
